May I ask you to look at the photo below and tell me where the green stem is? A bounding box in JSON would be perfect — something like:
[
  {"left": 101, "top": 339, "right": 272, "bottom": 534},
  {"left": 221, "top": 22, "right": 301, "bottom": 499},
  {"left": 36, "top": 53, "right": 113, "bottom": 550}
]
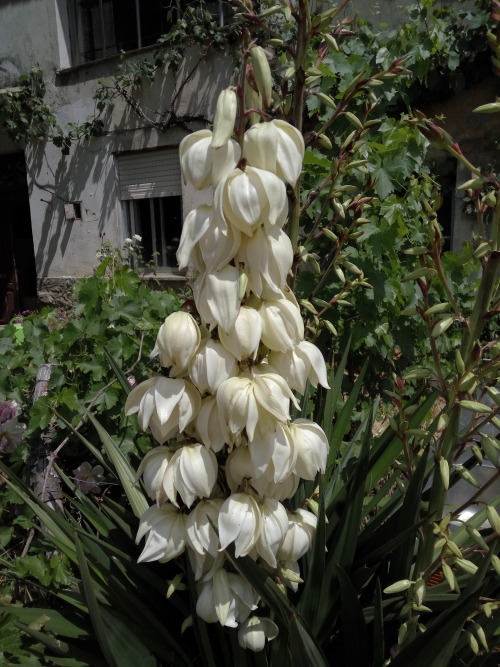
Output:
[
  {"left": 288, "top": 0, "right": 310, "bottom": 260},
  {"left": 460, "top": 250, "right": 500, "bottom": 360},
  {"left": 414, "top": 404, "right": 461, "bottom": 576}
]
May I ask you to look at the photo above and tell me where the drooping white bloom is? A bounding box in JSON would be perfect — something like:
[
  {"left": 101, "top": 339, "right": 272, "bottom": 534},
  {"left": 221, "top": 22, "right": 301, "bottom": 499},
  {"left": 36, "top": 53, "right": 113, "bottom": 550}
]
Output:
[
  {"left": 277, "top": 508, "right": 317, "bottom": 562},
  {"left": 255, "top": 498, "right": 288, "bottom": 567},
  {"left": 180, "top": 129, "right": 241, "bottom": 189},
  {"left": 255, "top": 295, "right": 304, "bottom": 352},
  {"left": 193, "top": 265, "right": 240, "bottom": 333},
  {"left": 268, "top": 340, "right": 330, "bottom": 394},
  {"left": 238, "top": 616, "right": 279, "bottom": 652},
  {"left": 243, "top": 119, "right": 305, "bottom": 185},
  {"left": 218, "top": 305, "right": 262, "bottom": 361},
  {"left": 136, "top": 504, "right": 187, "bottom": 563},
  {"left": 225, "top": 447, "right": 299, "bottom": 500},
  {"left": 195, "top": 395, "right": 231, "bottom": 452},
  {"left": 187, "top": 547, "right": 225, "bottom": 582},
  {"left": 136, "top": 446, "right": 173, "bottom": 505},
  {"left": 235, "top": 225, "right": 293, "bottom": 298},
  {"left": 211, "top": 88, "right": 238, "bottom": 149},
  {"left": 254, "top": 470, "right": 300, "bottom": 501},
  {"left": 196, "top": 569, "right": 258, "bottom": 627},
  {"left": 248, "top": 421, "right": 297, "bottom": 483},
  {"left": 176, "top": 205, "right": 241, "bottom": 274},
  {"left": 290, "top": 419, "right": 328, "bottom": 480},
  {"left": 124, "top": 377, "right": 201, "bottom": 444},
  {"left": 214, "top": 167, "right": 287, "bottom": 236},
  {"left": 151, "top": 311, "right": 201, "bottom": 373},
  {"left": 218, "top": 492, "right": 261, "bottom": 557},
  {"left": 163, "top": 443, "right": 218, "bottom": 508},
  {"left": 186, "top": 498, "right": 224, "bottom": 557},
  {"left": 217, "top": 366, "right": 299, "bottom": 441},
  {"left": 188, "top": 338, "right": 238, "bottom": 394}
]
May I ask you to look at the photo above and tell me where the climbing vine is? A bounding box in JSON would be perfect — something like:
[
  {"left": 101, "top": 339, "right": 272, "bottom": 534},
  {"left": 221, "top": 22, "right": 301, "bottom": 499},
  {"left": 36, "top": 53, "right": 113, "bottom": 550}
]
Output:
[{"left": 0, "top": 0, "right": 493, "bottom": 154}]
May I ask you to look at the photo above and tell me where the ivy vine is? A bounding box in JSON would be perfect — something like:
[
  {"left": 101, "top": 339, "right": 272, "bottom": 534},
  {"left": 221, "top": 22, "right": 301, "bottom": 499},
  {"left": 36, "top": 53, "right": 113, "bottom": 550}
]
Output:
[{"left": 0, "top": 0, "right": 493, "bottom": 154}]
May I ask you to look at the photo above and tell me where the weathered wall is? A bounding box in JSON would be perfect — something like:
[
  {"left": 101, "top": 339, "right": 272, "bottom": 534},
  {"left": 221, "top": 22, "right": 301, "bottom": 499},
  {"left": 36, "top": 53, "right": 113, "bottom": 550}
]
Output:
[{"left": 0, "top": 0, "right": 233, "bottom": 295}]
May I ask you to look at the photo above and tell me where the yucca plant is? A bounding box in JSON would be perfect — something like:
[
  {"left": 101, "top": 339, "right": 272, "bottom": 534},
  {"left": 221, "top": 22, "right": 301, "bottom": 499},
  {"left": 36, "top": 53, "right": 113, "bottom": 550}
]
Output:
[{"left": 0, "top": 1, "right": 499, "bottom": 665}]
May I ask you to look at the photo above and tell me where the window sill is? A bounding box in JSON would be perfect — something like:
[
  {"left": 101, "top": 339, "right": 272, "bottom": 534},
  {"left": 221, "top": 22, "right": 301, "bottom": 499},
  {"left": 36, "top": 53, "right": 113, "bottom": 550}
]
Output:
[
  {"left": 56, "top": 45, "right": 156, "bottom": 77},
  {"left": 141, "top": 271, "right": 186, "bottom": 282}
]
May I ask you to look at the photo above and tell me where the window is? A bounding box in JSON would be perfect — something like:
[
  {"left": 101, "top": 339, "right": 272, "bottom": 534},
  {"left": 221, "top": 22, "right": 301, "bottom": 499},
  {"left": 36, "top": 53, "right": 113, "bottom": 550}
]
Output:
[
  {"left": 116, "top": 149, "right": 183, "bottom": 272},
  {"left": 67, "top": 0, "right": 232, "bottom": 65}
]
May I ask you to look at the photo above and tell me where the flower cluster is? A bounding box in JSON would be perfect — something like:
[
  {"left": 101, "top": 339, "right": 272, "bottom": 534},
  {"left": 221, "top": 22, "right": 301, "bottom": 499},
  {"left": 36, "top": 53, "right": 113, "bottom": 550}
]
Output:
[
  {"left": 126, "top": 82, "right": 329, "bottom": 651},
  {"left": 0, "top": 400, "right": 25, "bottom": 453}
]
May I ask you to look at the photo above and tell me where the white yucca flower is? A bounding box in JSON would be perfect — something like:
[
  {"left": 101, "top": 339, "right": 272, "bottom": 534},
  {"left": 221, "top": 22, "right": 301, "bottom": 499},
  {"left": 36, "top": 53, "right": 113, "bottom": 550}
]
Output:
[
  {"left": 151, "top": 311, "right": 201, "bottom": 374},
  {"left": 218, "top": 492, "right": 261, "bottom": 557},
  {"left": 136, "top": 445, "right": 173, "bottom": 505},
  {"left": 217, "top": 366, "right": 299, "bottom": 441},
  {"left": 180, "top": 129, "right": 241, "bottom": 189},
  {"left": 125, "top": 377, "right": 201, "bottom": 444},
  {"left": 188, "top": 338, "right": 238, "bottom": 394},
  {"left": 225, "top": 446, "right": 299, "bottom": 500},
  {"left": 186, "top": 498, "right": 224, "bottom": 558},
  {"left": 238, "top": 616, "right": 279, "bottom": 652},
  {"left": 196, "top": 569, "right": 258, "bottom": 627},
  {"left": 254, "top": 498, "right": 288, "bottom": 567},
  {"left": 136, "top": 504, "right": 187, "bottom": 563},
  {"left": 218, "top": 305, "right": 262, "bottom": 361},
  {"left": 235, "top": 225, "right": 293, "bottom": 298},
  {"left": 253, "top": 294, "right": 304, "bottom": 352},
  {"left": 243, "top": 119, "right": 305, "bottom": 185},
  {"left": 193, "top": 265, "right": 241, "bottom": 333},
  {"left": 268, "top": 340, "right": 330, "bottom": 394},
  {"left": 277, "top": 508, "right": 317, "bottom": 561},
  {"left": 248, "top": 421, "right": 297, "bottom": 483},
  {"left": 195, "top": 395, "right": 231, "bottom": 452},
  {"left": 214, "top": 166, "right": 287, "bottom": 236},
  {"left": 290, "top": 419, "right": 328, "bottom": 480},
  {"left": 163, "top": 443, "right": 218, "bottom": 508},
  {"left": 176, "top": 205, "right": 241, "bottom": 274}
]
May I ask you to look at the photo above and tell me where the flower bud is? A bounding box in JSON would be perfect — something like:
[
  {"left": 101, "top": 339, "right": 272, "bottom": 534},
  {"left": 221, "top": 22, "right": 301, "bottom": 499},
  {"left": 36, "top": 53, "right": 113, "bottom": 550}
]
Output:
[
  {"left": 250, "top": 46, "right": 272, "bottom": 108},
  {"left": 211, "top": 88, "right": 238, "bottom": 148},
  {"left": 238, "top": 616, "right": 279, "bottom": 652},
  {"left": 152, "top": 311, "right": 201, "bottom": 372}
]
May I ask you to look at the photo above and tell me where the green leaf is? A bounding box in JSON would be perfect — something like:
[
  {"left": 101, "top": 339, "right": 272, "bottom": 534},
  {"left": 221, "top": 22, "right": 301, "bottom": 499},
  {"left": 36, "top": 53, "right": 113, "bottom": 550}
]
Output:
[
  {"left": 328, "top": 404, "right": 372, "bottom": 570},
  {"left": 326, "top": 357, "right": 367, "bottom": 474},
  {"left": 74, "top": 532, "right": 119, "bottom": 667},
  {"left": 388, "top": 449, "right": 430, "bottom": 583},
  {"left": 297, "top": 476, "right": 326, "bottom": 625},
  {"left": 332, "top": 563, "right": 369, "bottom": 666},
  {"left": 85, "top": 411, "right": 148, "bottom": 518},
  {"left": 104, "top": 346, "right": 132, "bottom": 396}
]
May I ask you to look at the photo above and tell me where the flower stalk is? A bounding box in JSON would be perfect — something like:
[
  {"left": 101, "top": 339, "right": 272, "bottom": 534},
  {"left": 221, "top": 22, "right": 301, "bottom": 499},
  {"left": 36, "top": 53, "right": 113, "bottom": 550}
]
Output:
[{"left": 126, "top": 54, "right": 330, "bottom": 652}]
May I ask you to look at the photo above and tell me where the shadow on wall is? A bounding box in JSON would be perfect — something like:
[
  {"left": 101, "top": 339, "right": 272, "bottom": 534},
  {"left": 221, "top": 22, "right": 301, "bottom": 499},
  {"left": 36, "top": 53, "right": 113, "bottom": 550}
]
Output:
[
  {"left": 28, "top": 46, "right": 234, "bottom": 280},
  {"left": 27, "top": 129, "right": 115, "bottom": 279}
]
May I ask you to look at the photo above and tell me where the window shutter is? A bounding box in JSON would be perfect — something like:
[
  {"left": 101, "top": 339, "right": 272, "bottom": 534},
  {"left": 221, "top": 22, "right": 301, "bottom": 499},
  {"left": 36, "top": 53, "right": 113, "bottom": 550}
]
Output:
[{"left": 116, "top": 150, "right": 182, "bottom": 200}]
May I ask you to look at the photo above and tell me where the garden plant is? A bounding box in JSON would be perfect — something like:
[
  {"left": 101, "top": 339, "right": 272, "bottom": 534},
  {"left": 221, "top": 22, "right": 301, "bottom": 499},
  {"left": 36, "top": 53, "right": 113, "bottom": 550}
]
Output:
[{"left": 0, "top": 0, "right": 499, "bottom": 665}]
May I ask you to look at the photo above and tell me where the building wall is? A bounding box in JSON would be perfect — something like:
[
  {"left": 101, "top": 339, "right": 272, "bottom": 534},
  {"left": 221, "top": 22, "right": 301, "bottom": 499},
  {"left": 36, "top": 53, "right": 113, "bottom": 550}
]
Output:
[{"left": 0, "top": 0, "right": 233, "bottom": 305}]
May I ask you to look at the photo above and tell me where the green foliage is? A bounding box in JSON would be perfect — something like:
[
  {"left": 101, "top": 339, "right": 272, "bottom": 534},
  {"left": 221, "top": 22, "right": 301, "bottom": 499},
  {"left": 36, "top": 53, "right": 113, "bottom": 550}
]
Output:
[{"left": 0, "top": 255, "right": 180, "bottom": 628}]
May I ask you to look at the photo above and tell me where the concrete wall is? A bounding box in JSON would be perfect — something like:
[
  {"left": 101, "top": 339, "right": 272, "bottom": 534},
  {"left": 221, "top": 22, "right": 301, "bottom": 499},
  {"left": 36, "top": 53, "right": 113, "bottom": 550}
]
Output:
[{"left": 0, "top": 0, "right": 233, "bottom": 298}]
